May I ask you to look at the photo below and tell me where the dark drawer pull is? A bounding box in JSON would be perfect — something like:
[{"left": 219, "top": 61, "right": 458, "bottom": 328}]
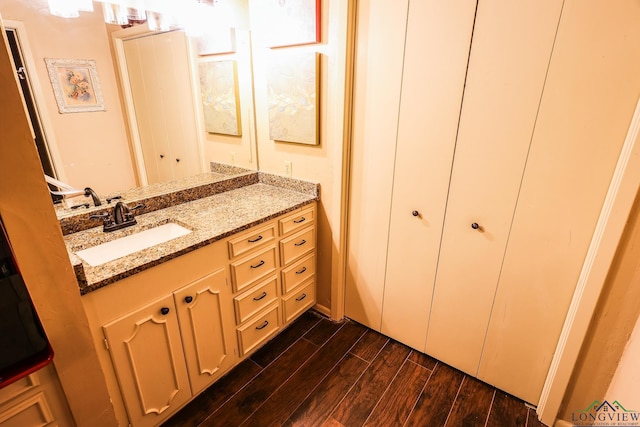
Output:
[
  {"left": 253, "top": 291, "right": 268, "bottom": 301},
  {"left": 256, "top": 320, "right": 269, "bottom": 330},
  {"left": 248, "top": 235, "right": 263, "bottom": 243},
  {"left": 160, "top": 307, "right": 170, "bottom": 315},
  {"left": 295, "top": 293, "right": 307, "bottom": 302},
  {"left": 293, "top": 217, "right": 306, "bottom": 224},
  {"left": 184, "top": 296, "right": 193, "bottom": 304},
  {"left": 250, "top": 260, "right": 265, "bottom": 269},
  {"left": 294, "top": 239, "right": 307, "bottom": 247},
  {"left": 295, "top": 266, "right": 307, "bottom": 275}
]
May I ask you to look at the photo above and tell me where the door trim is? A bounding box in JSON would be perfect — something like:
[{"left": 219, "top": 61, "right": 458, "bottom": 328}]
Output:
[
  {"left": 537, "top": 96, "right": 640, "bottom": 425},
  {"left": 3, "top": 20, "right": 65, "bottom": 182}
]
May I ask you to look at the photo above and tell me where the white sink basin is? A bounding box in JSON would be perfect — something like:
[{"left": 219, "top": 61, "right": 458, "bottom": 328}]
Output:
[{"left": 76, "top": 223, "right": 192, "bottom": 266}]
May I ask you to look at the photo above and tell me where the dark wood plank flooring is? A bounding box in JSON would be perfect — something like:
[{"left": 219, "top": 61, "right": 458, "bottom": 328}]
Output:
[{"left": 162, "top": 310, "right": 545, "bottom": 427}]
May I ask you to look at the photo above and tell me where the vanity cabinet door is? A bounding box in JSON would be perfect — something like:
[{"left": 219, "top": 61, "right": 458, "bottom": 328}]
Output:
[
  {"left": 103, "top": 295, "right": 191, "bottom": 427},
  {"left": 173, "top": 269, "right": 238, "bottom": 396}
]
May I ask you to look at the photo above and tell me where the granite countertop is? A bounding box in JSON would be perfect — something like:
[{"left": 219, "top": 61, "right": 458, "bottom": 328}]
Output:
[{"left": 63, "top": 175, "right": 319, "bottom": 295}]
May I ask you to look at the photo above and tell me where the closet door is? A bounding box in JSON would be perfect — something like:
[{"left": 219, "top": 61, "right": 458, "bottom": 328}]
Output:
[
  {"left": 478, "top": 0, "right": 640, "bottom": 404},
  {"left": 424, "top": 0, "right": 564, "bottom": 375},
  {"left": 124, "top": 31, "right": 201, "bottom": 184},
  {"left": 345, "top": 0, "right": 409, "bottom": 329},
  {"left": 380, "top": 0, "right": 476, "bottom": 350}
]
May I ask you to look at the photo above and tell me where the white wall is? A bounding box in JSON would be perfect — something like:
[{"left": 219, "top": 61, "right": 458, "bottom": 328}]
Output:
[{"left": 249, "top": 0, "right": 351, "bottom": 314}]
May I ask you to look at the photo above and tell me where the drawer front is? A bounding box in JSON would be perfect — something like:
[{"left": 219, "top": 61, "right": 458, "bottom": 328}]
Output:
[
  {"left": 237, "top": 303, "right": 281, "bottom": 356},
  {"left": 228, "top": 224, "right": 276, "bottom": 259},
  {"left": 280, "top": 227, "right": 315, "bottom": 267},
  {"left": 279, "top": 206, "right": 315, "bottom": 236},
  {"left": 234, "top": 277, "right": 279, "bottom": 325},
  {"left": 281, "top": 253, "right": 316, "bottom": 294},
  {"left": 231, "top": 246, "right": 277, "bottom": 293},
  {"left": 282, "top": 279, "right": 316, "bottom": 324}
]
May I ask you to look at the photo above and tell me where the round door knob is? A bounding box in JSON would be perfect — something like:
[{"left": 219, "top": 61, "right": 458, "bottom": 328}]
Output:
[
  {"left": 412, "top": 210, "right": 419, "bottom": 217},
  {"left": 184, "top": 296, "right": 193, "bottom": 304},
  {"left": 471, "top": 222, "right": 480, "bottom": 230},
  {"left": 160, "top": 307, "right": 170, "bottom": 315}
]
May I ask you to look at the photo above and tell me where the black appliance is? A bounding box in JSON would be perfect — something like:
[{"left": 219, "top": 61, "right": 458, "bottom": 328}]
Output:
[{"left": 0, "top": 218, "right": 53, "bottom": 388}]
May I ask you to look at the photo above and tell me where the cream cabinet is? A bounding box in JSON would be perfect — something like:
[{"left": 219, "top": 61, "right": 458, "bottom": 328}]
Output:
[
  {"left": 346, "top": 0, "right": 635, "bottom": 405},
  {"left": 102, "top": 268, "right": 236, "bottom": 427},
  {"left": 0, "top": 365, "right": 75, "bottom": 427},
  {"left": 82, "top": 202, "right": 317, "bottom": 427}
]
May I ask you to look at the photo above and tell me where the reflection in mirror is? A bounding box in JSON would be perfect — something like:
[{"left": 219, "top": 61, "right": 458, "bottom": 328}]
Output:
[{"left": 1, "top": 0, "right": 257, "bottom": 214}]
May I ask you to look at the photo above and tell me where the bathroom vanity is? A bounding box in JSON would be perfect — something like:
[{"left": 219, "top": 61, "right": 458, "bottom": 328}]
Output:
[{"left": 60, "top": 169, "right": 318, "bottom": 427}]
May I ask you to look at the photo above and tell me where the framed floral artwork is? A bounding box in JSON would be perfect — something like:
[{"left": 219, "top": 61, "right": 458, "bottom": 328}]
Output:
[
  {"left": 267, "top": 51, "right": 320, "bottom": 145},
  {"left": 198, "top": 60, "right": 242, "bottom": 136},
  {"left": 45, "top": 58, "right": 105, "bottom": 113}
]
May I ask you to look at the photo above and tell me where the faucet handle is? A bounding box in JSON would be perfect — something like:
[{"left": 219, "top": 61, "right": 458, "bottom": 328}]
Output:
[{"left": 89, "top": 212, "right": 113, "bottom": 227}]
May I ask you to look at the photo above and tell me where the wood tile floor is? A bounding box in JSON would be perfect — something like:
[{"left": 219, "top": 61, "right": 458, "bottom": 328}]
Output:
[{"left": 162, "top": 310, "right": 545, "bottom": 427}]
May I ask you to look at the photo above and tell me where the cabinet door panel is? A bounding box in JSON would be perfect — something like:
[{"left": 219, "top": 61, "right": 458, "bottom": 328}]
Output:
[
  {"left": 103, "top": 295, "right": 190, "bottom": 427},
  {"left": 425, "top": 0, "right": 563, "bottom": 375},
  {"left": 174, "top": 269, "right": 237, "bottom": 395},
  {"left": 381, "top": 0, "right": 477, "bottom": 351}
]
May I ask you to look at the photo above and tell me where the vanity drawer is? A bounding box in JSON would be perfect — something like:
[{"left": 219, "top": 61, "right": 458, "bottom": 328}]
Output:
[
  {"left": 280, "top": 227, "right": 315, "bottom": 267},
  {"left": 237, "top": 303, "right": 281, "bottom": 356},
  {"left": 228, "top": 224, "right": 276, "bottom": 259},
  {"left": 233, "top": 277, "right": 278, "bottom": 325},
  {"left": 282, "top": 278, "right": 315, "bottom": 324},
  {"left": 281, "top": 253, "right": 315, "bottom": 294},
  {"left": 230, "top": 246, "right": 277, "bottom": 293},
  {"left": 279, "top": 206, "right": 315, "bottom": 236}
]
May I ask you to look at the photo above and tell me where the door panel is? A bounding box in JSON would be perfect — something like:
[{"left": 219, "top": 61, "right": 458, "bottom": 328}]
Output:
[
  {"left": 380, "top": 0, "right": 477, "bottom": 350},
  {"left": 425, "top": 0, "right": 564, "bottom": 375},
  {"left": 103, "top": 295, "right": 190, "bottom": 427},
  {"left": 174, "top": 269, "right": 237, "bottom": 395},
  {"left": 345, "top": 0, "right": 410, "bottom": 329},
  {"left": 478, "top": 0, "right": 640, "bottom": 404}
]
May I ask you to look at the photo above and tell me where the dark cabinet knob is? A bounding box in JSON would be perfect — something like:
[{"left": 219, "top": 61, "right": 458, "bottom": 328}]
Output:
[
  {"left": 160, "top": 307, "right": 170, "bottom": 315},
  {"left": 184, "top": 296, "right": 193, "bottom": 304},
  {"left": 160, "top": 154, "right": 164, "bottom": 158},
  {"left": 176, "top": 158, "right": 180, "bottom": 163},
  {"left": 471, "top": 223, "right": 480, "bottom": 230},
  {"left": 412, "top": 211, "right": 419, "bottom": 217}
]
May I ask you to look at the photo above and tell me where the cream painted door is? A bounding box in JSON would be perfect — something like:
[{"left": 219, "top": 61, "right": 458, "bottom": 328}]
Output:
[
  {"left": 124, "top": 31, "right": 201, "bottom": 184},
  {"left": 380, "top": 0, "right": 476, "bottom": 350},
  {"left": 173, "top": 268, "right": 238, "bottom": 395},
  {"left": 103, "top": 295, "right": 191, "bottom": 427},
  {"left": 477, "top": 0, "right": 640, "bottom": 405},
  {"left": 424, "top": 0, "right": 564, "bottom": 376},
  {"left": 345, "top": 0, "right": 410, "bottom": 330}
]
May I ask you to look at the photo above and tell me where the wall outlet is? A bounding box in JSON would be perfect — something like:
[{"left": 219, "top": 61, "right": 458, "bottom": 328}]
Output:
[
  {"left": 230, "top": 152, "right": 237, "bottom": 165},
  {"left": 284, "top": 161, "right": 292, "bottom": 177}
]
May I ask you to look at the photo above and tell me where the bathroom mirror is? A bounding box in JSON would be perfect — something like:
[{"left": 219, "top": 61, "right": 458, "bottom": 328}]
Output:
[{"left": 1, "top": 0, "right": 257, "bottom": 204}]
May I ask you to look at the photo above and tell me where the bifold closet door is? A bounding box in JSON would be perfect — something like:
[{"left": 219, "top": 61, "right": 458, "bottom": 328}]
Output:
[
  {"left": 345, "top": 0, "right": 410, "bottom": 330},
  {"left": 380, "top": 0, "right": 476, "bottom": 350},
  {"left": 424, "top": 0, "right": 564, "bottom": 376}
]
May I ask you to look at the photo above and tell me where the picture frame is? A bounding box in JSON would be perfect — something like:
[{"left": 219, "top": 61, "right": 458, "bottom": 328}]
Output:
[
  {"left": 196, "top": 27, "right": 236, "bottom": 56},
  {"left": 259, "top": 0, "right": 321, "bottom": 48},
  {"left": 198, "top": 59, "right": 242, "bottom": 136},
  {"left": 267, "top": 51, "right": 320, "bottom": 145},
  {"left": 45, "top": 58, "right": 105, "bottom": 113}
]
